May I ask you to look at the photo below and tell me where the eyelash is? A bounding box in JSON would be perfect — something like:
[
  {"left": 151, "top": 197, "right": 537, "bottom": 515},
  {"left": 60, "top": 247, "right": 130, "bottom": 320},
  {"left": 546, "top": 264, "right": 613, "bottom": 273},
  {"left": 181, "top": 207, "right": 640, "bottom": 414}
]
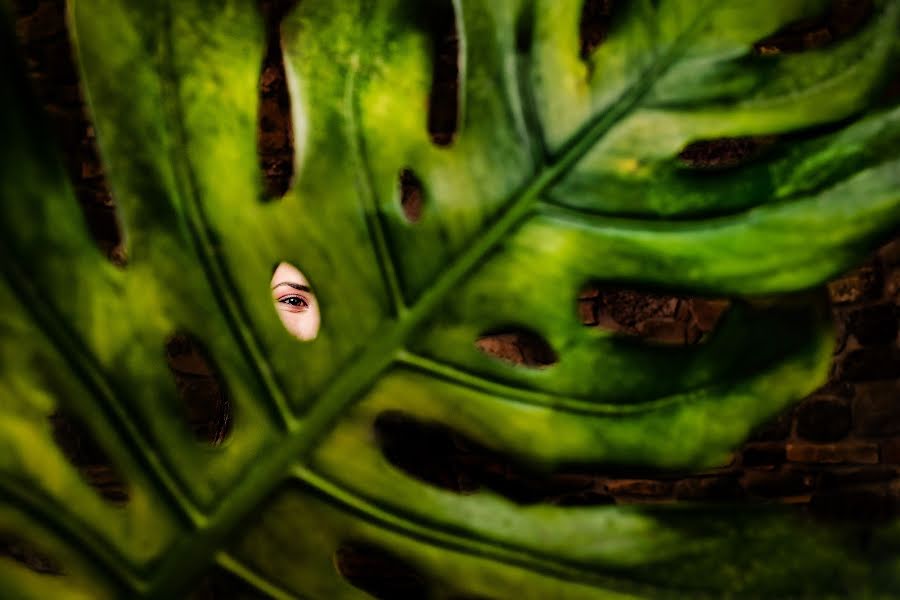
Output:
[{"left": 277, "top": 295, "right": 310, "bottom": 311}]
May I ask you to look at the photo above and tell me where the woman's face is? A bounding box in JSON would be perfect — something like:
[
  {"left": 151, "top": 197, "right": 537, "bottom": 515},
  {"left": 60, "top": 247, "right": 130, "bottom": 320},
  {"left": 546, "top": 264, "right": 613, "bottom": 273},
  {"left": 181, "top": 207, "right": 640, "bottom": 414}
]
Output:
[{"left": 270, "top": 262, "right": 320, "bottom": 340}]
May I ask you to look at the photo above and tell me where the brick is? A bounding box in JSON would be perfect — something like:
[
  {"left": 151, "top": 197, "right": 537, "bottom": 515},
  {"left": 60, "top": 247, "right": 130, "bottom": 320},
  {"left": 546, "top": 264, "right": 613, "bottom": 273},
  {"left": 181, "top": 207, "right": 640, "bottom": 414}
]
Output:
[
  {"left": 689, "top": 298, "right": 730, "bottom": 332},
  {"left": 881, "top": 439, "right": 900, "bottom": 464},
  {"left": 674, "top": 476, "right": 744, "bottom": 501},
  {"left": 13, "top": 0, "right": 40, "bottom": 17},
  {"left": 15, "top": 2, "right": 65, "bottom": 42},
  {"left": 786, "top": 442, "right": 879, "bottom": 464},
  {"left": 81, "top": 158, "right": 104, "bottom": 180},
  {"left": 742, "top": 468, "right": 815, "bottom": 498},
  {"left": 852, "top": 381, "right": 900, "bottom": 436},
  {"left": 813, "top": 381, "right": 856, "bottom": 399},
  {"left": 604, "top": 479, "right": 673, "bottom": 498},
  {"left": 166, "top": 334, "right": 215, "bottom": 376},
  {"left": 840, "top": 347, "right": 900, "bottom": 382},
  {"left": 818, "top": 468, "right": 898, "bottom": 491},
  {"left": 578, "top": 298, "right": 597, "bottom": 325},
  {"left": 886, "top": 268, "right": 900, "bottom": 300},
  {"left": 880, "top": 238, "right": 900, "bottom": 267},
  {"left": 741, "top": 443, "right": 786, "bottom": 467},
  {"left": 827, "top": 264, "right": 882, "bottom": 304},
  {"left": 42, "top": 36, "right": 79, "bottom": 85},
  {"left": 578, "top": 287, "right": 600, "bottom": 300},
  {"left": 795, "top": 398, "right": 851, "bottom": 442},
  {"left": 474, "top": 335, "right": 524, "bottom": 365},
  {"left": 845, "top": 304, "right": 899, "bottom": 345},
  {"left": 634, "top": 318, "right": 691, "bottom": 345},
  {"left": 258, "top": 127, "right": 291, "bottom": 153}
]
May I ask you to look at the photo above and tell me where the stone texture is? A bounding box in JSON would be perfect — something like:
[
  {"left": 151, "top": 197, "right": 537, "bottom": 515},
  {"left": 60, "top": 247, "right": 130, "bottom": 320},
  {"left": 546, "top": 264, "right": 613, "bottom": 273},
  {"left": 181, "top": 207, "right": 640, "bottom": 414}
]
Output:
[
  {"left": 604, "top": 479, "right": 673, "bottom": 498},
  {"left": 577, "top": 298, "right": 597, "bottom": 325},
  {"left": 786, "top": 442, "right": 879, "bottom": 464},
  {"left": 828, "top": 264, "right": 882, "bottom": 304},
  {"left": 845, "top": 303, "right": 899, "bottom": 345},
  {"left": 817, "top": 468, "right": 898, "bottom": 491},
  {"left": 15, "top": 0, "right": 65, "bottom": 42},
  {"left": 742, "top": 469, "right": 815, "bottom": 498},
  {"left": 582, "top": 288, "right": 729, "bottom": 345},
  {"left": 882, "top": 438, "right": 900, "bottom": 464},
  {"left": 852, "top": 381, "right": 900, "bottom": 436},
  {"left": 795, "top": 398, "right": 851, "bottom": 442},
  {"left": 475, "top": 332, "right": 557, "bottom": 367},
  {"left": 673, "top": 476, "right": 744, "bottom": 501},
  {"left": 841, "top": 347, "right": 900, "bottom": 381}
]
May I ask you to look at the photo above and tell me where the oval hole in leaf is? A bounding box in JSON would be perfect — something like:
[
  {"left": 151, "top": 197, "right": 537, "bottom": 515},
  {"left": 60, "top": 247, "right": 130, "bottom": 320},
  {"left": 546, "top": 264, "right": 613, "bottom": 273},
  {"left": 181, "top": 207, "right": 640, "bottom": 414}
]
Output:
[
  {"left": 49, "top": 412, "right": 129, "bottom": 504},
  {"left": 13, "top": 0, "right": 126, "bottom": 263},
  {"left": 579, "top": 285, "right": 730, "bottom": 345},
  {"left": 475, "top": 329, "right": 557, "bottom": 368},
  {"left": 579, "top": 0, "right": 615, "bottom": 61},
  {"left": 754, "top": 0, "right": 873, "bottom": 55},
  {"left": 426, "top": 0, "right": 460, "bottom": 146},
  {"left": 270, "top": 262, "right": 321, "bottom": 341},
  {"left": 257, "top": 0, "right": 298, "bottom": 200},
  {"left": 374, "top": 411, "right": 603, "bottom": 505},
  {"left": 677, "top": 136, "right": 777, "bottom": 171},
  {"left": 165, "top": 333, "right": 233, "bottom": 445},
  {"left": 0, "top": 532, "right": 63, "bottom": 575},
  {"left": 398, "top": 168, "right": 424, "bottom": 223}
]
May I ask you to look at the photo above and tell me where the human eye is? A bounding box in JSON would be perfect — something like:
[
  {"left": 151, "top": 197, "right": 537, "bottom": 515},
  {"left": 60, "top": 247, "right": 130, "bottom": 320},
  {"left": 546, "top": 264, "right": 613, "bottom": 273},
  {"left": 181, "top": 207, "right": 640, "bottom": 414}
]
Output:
[{"left": 277, "top": 294, "right": 310, "bottom": 312}]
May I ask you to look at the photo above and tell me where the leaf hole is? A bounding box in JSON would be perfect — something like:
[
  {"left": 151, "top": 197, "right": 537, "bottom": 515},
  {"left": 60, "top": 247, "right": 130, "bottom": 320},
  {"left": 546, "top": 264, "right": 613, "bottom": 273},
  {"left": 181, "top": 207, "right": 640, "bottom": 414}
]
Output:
[
  {"left": 257, "top": 0, "right": 299, "bottom": 200},
  {"left": 398, "top": 168, "right": 424, "bottom": 223},
  {"left": 0, "top": 532, "right": 63, "bottom": 575},
  {"left": 578, "top": 285, "right": 730, "bottom": 345},
  {"left": 753, "top": 0, "right": 873, "bottom": 55},
  {"left": 677, "top": 136, "right": 777, "bottom": 171},
  {"left": 270, "top": 262, "right": 321, "bottom": 341},
  {"left": 579, "top": 0, "right": 615, "bottom": 61},
  {"left": 49, "top": 412, "right": 129, "bottom": 504},
  {"left": 334, "top": 542, "right": 429, "bottom": 600},
  {"left": 12, "top": 0, "right": 126, "bottom": 264},
  {"left": 374, "top": 411, "right": 602, "bottom": 505},
  {"left": 426, "top": 0, "right": 460, "bottom": 146},
  {"left": 165, "top": 333, "right": 233, "bottom": 445},
  {"left": 475, "top": 329, "right": 558, "bottom": 368}
]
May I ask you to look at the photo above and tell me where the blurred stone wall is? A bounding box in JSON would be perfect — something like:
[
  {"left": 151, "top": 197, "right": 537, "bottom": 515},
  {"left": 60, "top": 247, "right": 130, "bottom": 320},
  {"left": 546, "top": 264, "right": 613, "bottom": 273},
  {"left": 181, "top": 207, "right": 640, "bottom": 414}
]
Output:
[{"left": 574, "top": 246, "right": 900, "bottom": 518}]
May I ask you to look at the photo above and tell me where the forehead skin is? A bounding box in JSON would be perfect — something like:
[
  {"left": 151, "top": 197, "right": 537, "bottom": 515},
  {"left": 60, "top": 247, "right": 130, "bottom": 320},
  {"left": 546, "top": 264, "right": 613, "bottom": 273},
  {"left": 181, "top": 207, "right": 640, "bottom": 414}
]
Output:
[{"left": 271, "top": 262, "right": 310, "bottom": 288}]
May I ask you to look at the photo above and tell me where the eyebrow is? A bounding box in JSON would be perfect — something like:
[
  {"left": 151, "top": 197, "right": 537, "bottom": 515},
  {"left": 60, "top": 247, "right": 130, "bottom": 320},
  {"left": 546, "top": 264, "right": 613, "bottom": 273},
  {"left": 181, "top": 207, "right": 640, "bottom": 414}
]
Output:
[{"left": 272, "top": 282, "right": 312, "bottom": 293}]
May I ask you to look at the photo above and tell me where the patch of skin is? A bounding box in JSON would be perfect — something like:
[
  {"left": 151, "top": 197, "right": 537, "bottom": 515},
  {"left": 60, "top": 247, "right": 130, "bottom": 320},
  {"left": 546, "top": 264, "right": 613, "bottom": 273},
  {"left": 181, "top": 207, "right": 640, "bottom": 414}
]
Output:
[{"left": 270, "top": 262, "right": 320, "bottom": 341}]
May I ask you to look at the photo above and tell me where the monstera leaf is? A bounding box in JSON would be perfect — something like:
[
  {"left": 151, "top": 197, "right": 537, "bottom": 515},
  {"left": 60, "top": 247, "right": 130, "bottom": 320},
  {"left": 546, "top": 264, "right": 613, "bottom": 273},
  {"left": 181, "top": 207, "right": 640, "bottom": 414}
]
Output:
[{"left": 2, "top": 0, "right": 900, "bottom": 597}]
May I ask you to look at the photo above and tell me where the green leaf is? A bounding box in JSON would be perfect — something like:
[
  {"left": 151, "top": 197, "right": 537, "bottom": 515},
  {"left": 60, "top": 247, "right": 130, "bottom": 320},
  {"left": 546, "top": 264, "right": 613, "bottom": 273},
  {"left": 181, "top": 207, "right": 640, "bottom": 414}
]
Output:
[{"left": 1, "top": 0, "right": 899, "bottom": 597}]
